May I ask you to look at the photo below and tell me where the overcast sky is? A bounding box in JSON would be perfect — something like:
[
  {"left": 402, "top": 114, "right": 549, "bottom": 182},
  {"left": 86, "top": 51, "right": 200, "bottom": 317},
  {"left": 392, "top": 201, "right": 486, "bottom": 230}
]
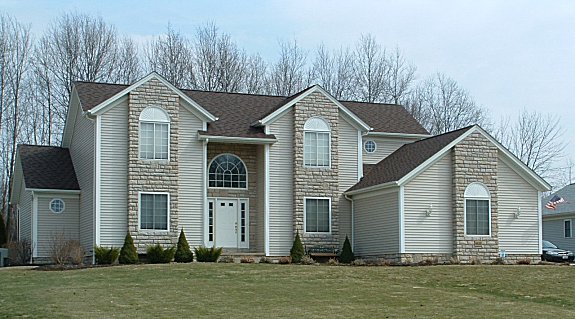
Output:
[{"left": 2, "top": 0, "right": 574, "bottom": 166}]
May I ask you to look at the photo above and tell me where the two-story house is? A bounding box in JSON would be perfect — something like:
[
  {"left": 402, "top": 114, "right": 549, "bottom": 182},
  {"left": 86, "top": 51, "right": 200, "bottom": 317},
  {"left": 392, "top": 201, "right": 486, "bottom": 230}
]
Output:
[{"left": 10, "top": 72, "right": 550, "bottom": 264}]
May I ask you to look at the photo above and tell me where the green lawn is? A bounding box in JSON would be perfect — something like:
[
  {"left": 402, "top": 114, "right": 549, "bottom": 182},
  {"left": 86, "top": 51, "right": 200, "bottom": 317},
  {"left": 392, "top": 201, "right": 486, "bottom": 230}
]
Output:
[{"left": 0, "top": 263, "right": 573, "bottom": 318}]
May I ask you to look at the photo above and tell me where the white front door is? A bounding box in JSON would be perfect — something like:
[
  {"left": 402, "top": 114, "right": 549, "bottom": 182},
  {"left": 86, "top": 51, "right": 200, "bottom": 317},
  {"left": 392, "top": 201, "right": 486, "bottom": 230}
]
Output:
[{"left": 209, "top": 198, "right": 249, "bottom": 248}]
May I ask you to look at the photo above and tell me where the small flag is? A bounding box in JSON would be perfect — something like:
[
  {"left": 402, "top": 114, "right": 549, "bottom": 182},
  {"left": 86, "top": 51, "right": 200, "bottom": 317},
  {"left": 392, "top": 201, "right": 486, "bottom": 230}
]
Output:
[{"left": 545, "top": 195, "right": 566, "bottom": 210}]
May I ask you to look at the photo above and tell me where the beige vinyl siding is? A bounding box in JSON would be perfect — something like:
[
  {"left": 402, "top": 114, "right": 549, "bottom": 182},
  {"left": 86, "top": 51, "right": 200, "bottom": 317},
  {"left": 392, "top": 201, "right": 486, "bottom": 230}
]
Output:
[
  {"left": 99, "top": 100, "right": 129, "bottom": 247},
  {"left": 256, "top": 145, "right": 266, "bottom": 252},
  {"left": 353, "top": 188, "right": 399, "bottom": 257},
  {"left": 178, "top": 107, "right": 204, "bottom": 246},
  {"left": 268, "top": 109, "right": 293, "bottom": 256},
  {"left": 19, "top": 181, "right": 32, "bottom": 241},
  {"left": 403, "top": 153, "right": 453, "bottom": 253},
  {"left": 543, "top": 216, "right": 575, "bottom": 252},
  {"left": 68, "top": 100, "right": 95, "bottom": 253},
  {"left": 362, "top": 136, "right": 420, "bottom": 164},
  {"left": 498, "top": 158, "right": 540, "bottom": 254},
  {"left": 338, "top": 116, "right": 359, "bottom": 246},
  {"left": 36, "top": 194, "right": 80, "bottom": 257}
]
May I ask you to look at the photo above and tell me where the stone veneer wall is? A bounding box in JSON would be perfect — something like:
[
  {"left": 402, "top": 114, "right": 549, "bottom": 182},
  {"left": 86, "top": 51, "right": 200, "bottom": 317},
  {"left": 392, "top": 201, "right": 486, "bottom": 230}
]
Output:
[
  {"left": 207, "top": 143, "right": 262, "bottom": 252},
  {"left": 293, "top": 92, "right": 340, "bottom": 249},
  {"left": 127, "top": 79, "right": 180, "bottom": 252},
  {"left": 452, "top": 132, "right": 499, "bottom": 263}
]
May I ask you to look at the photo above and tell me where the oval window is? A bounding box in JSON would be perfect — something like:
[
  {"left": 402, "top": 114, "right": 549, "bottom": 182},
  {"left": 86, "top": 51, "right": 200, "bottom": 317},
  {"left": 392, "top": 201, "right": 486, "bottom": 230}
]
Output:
[
  {"left": 364, "top": 140, "right": 377, "bottom": 153},
  {"left": 49, "top": 198, "right": 65, "bottom": 214}
]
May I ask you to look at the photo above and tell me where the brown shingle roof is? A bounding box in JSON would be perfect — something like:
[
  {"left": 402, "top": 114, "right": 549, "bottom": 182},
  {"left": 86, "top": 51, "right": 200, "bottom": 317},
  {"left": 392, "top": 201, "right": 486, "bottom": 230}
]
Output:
[
  {"left": 347, "top": 126, "right": 473, "bottom": 192},
  {"left": 19, "top": 145, "right": 80, "bottom": 190},
  {"left": 184, "top": 90, "right": 284, "bottom": 139},
  {"left": 73, "top": 81, "right": 428, "bottom": 138},
  {"left": 342, "top": 101, "right": 429, "bottom": 135},
  {"left": 74, "top": 81, "right": 129, "bottom": 111}
]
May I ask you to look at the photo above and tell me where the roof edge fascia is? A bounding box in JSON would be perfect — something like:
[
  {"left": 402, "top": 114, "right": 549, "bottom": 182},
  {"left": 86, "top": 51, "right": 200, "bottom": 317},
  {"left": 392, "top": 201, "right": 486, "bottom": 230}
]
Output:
[
  {"left": 198, "top": 134, "right": 277, "bottom": 145},
  {"left": 86, "top": 72, "right": 217, "bottom": 122},
  {"left": 259, "top": 85, "right": 371, "bottom": 131}
]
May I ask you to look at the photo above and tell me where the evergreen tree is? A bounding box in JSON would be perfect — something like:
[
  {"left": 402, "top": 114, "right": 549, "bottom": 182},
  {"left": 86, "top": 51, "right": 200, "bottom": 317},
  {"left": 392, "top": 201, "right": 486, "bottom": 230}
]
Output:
[
  {"left": 290, "top": 231, "right": 305, "bottom": 263},
  {"left": 340, "top": 235, "right": 355, "bottom": 263},
  {"left": 119, "top": 232, "right": 138, "bottom": 264},
  {"left": 174, "top": 229, "right": 193, "bottom": 263}
]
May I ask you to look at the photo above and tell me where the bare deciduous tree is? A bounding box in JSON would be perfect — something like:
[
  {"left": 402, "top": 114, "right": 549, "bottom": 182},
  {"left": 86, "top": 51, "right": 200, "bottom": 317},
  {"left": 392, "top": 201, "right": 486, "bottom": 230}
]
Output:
[
  {"left": 269, "top": 39, "right": 309, "bottom": 96},
  {"left": 194, "top": 23, "right": 248, "bottom": 92},
  {"left": 112, "top": 37, "right": 142, "bottom": 84},
  {"left": 495, "top": 110, "right": 565, "bottom": 178},
  {"left": 385, "top": 47, "right": 416, "bottom": 104},
  {"left": 145, "top": 25, "right": 195, "bottom": 89},
  {"left": 311, "top": 44, "right": 355, "bottom": 100},
  {"left": 0, "top": 14, "right": 32, "bottom": 236},
  {"left": 404, "top": 73, "right": 489, "bottom": 134},
  {"left": 244, "top": 53, "right": 267, "bottom": 94},
  {"left": 352, "top": 34, "right": 388, "bottom": 103}
]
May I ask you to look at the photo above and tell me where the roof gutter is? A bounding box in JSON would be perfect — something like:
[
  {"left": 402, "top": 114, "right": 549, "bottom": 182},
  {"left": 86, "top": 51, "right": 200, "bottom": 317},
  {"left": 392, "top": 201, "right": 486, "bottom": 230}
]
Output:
[
  {"left": 366, "top": 132, "right": 431, "bottom": 139},
  {"left": 344, "top": 181, "right": 399, "bottom": 196}
]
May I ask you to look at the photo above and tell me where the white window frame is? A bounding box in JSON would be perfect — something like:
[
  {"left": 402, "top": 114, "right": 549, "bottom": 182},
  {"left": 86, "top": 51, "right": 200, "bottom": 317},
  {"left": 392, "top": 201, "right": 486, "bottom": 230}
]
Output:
[
  {"left": 139, "top": 106, "right": 170, "bottom": 161},
  {"left": 565, "top": 219, "right": 572, "bottom": 238},
  {"left": 49, "top": 198, "right": 65, "bottom": 214},
  {"left": 364, "top": 140, "right": 377, "bottom": 153},
  {"left": 138, "top": 192, "right": 170, "bottom": 232},
  {"left": 463, "top": 182, "right": 491, "bottom": 237},
  {"left": 303, "top": 117, "right": 331, "bottom": 168},
  {"left": 208, "top": 153, "right": 248, "bottom": 190},
  {"left": 303, "top": 197, "right": 331, "bottom": 234}
]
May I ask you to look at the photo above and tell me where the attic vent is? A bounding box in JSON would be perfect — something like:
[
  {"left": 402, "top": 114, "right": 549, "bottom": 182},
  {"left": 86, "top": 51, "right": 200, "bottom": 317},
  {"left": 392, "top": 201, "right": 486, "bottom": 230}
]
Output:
[
  {"left": 304, "top": 117, "right": 330, "bottom": 131},
  {"left": 139, "top": 106, "right": 170, "bottom": 123}
]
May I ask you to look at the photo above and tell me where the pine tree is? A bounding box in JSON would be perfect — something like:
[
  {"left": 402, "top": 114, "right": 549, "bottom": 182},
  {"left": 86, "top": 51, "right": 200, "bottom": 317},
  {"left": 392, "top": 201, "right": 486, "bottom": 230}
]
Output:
[
  {"left": 174, "top": 229, "right": 193, "bottom": 263},
  {"left": 290, "top": 231, "right": 305, "bottom": 263},
  {"left": 340, "top": 235, "right": 355, "bottom": 263},
  {"left": 119, "top": 232, "right": 138, "bottom": 264},
  {"left": 0, "top": 212, "right": 7, "bottom": 248}
]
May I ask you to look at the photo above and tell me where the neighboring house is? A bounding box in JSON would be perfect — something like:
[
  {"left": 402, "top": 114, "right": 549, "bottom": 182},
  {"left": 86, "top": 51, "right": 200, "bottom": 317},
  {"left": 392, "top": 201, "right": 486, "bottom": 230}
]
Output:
[
  {"left": 543, "top": 184, "right": 575, "bottom": 252},
  {"left": 10, "top": 72, "right": 550, "bottom": 264}
]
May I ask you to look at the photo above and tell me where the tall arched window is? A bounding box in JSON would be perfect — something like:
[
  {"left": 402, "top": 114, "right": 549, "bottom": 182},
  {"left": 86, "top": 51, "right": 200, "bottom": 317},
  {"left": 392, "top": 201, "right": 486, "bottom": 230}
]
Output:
[
  {"left": 139, "top": 106, "right": 170, "bottom": 160},
  {"left": 208, "top": 154, "right": 247, "bottom": 188},
  {"left": 303, "top": 117, "right": 330, "bottom": 167},
  {"left": 464, "top": 182, "right": 491, "bottom": 236}
]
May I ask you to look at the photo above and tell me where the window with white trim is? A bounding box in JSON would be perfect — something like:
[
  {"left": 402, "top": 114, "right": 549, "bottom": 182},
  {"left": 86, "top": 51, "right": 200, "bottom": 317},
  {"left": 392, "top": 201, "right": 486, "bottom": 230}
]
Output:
[
  {"left": 305, "top": 198, "right": 330, "bottom": 233},
  {"left": 304, "top": 117, "right": 330, "bottom": 167},
  {"left": 464, "top": 182, "right": 491, "bottom": 236},
  {"left": 208, "top": 154, "right": 247, "bottom": 188},
  {"left": 140, "top": 193, "right": 169, "bottom": 230},
  {"left": 49, "top": 198, "right": 65, "bottom": 214},
  {"left": 565, "top": 219, "right": 572, "bottom": 238},
  {"left": 364, "top": 140, "right": 377, "bottom": 153},
  {"left": 139, "top": 107, "right": 170, "bottom": 160}
]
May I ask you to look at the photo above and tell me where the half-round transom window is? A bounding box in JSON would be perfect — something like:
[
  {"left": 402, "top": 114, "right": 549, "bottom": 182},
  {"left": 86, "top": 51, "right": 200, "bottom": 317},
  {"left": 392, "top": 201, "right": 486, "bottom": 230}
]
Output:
[
  {"left": 49, "top": 198, "right": 65, "bottom": 214},
  {"left": 209, "top": 154, "right": 247, "bottom": 188},
  {"left": 364, "top": 140, "right": 377, "bottom": 153}
]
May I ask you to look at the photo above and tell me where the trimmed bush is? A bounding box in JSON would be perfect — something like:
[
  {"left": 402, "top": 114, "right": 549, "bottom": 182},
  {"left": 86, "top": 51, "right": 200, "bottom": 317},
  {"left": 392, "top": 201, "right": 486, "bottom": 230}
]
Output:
[
  {"left": 301, "top": 255, "right": 316, "bottom": 265},
  {"left": 339, "top": 235, "right": 355, "bottom": 263},
  {"left": 290, "top": 232, "right": 304, "bottom": 263},
  {"left": 119, "top": 232, "right": 138, "bottom": 264},
  {"left": 174, "top": 229, "right": 193, "bottom": 263},
  {"left": 194, "top": 246, "right": 222, "bottom": 262},
  {"left": 95, "top": 246, "right": 120, "bottom": 265},
  {"left": 146, "top": 244, "right": 175, "bottom": 264}
]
